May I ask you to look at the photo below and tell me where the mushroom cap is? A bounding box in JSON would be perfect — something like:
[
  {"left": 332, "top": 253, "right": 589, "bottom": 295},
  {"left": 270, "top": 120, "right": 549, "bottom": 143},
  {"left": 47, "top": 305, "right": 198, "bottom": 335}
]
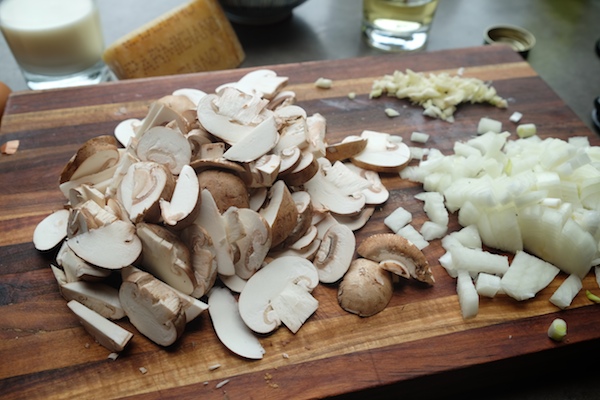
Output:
[
  {"left": 337, "top": 258, "right": 394, "bottom": 317},
  {"left": 350, "top": 130, "right": 412, "bottom": 173},
  {"left": 357, "top": 233, "right": 434, "bottom": 285},
  {"left": 197, "top": 169, "right": 249, "bottom": 213}
]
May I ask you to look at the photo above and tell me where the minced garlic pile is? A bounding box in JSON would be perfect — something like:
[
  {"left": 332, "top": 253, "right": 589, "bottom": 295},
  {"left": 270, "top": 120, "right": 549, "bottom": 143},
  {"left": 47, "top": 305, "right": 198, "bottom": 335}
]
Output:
[{"left": 369, "top": 69, "right": 507, "bottom": 122}]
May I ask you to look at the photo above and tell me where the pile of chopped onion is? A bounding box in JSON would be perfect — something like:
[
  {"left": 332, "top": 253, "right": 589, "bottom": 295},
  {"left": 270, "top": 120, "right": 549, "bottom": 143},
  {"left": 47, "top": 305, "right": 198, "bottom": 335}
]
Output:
[{"left": 401, "top": 121, "right": 600, "bottom": 318}]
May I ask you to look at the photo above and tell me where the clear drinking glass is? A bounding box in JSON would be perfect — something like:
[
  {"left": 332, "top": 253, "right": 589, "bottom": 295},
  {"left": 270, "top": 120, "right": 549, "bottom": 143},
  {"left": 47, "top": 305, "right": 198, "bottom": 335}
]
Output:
[
  {"left": 0, "top": 0, "right": 110, "bottom": 90},
  {"left": 362, "top": 0, "right": 439, "bottom": 52}
]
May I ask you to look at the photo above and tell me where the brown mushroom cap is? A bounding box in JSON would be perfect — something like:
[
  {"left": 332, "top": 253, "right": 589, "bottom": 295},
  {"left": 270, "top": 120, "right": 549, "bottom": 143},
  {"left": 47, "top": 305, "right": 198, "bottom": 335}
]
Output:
[
  {"left": 337, "top": 258, "right": 393, "bottom": 317},
  {"left": 197, "top": 169, "right": 249, "bottom": 213},
  {"left": 357, "top": 233, "right": 434, "bottom": 285}
]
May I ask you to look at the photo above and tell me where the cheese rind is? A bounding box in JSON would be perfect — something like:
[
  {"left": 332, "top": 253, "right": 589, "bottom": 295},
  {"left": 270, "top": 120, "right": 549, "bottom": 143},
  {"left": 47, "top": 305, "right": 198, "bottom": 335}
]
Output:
[{"left": 102, "top": 0, "right": 245, "bottom": 79}]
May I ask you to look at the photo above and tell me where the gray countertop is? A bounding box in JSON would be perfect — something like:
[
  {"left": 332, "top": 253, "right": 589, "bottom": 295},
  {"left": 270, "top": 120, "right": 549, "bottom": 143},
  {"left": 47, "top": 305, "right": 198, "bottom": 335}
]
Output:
[{"left": 1, "top": 0, "right": 599, "bottom": 399}]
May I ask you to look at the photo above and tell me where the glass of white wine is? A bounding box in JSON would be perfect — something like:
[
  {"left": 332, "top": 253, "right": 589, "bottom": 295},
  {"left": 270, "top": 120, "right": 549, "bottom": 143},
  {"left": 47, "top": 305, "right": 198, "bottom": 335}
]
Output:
[{"left": 362, "top": 0, "right": 439, "bottom": 52}]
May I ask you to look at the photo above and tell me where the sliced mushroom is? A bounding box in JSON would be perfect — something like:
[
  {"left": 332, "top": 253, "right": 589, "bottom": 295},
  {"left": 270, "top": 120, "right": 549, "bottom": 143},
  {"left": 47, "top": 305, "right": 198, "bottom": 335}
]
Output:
[
  {"left": 67, "top": 300, "right": 133, "bottom": 352},
  {"left": 172, "top": 88, "right": 207, "bottom": 106},
  {"left": 305, "top": 113, "right": 327, "bottom": 157},
  {"left": 223, "top": 115, "right": 279, "bottom": 163},
  {"left": 180, "top": 223, "right": 218, "bottom": 298},
  {"left": 238, "top": 256, "right": 319, "bottom": 334},
  {"left": 350, "top": 130, "right": 412, "bottom": 173},
  {"left": 344, "top": 162, "right": 389, "bottom": 205},
  {"left": 357, "top": 233, "right": 434, "bottom": 285},
  {"left": 325, "top": 137, "right": 368, "bottom": 162},
  {"left": 378, "top": 259, "right": 411, "bottom": 280},
  {"left": 313, "top": 223, "right": 355, "bottom": 283},
  {"left": 56, "top": 241, "right": 112, "bottom": 282},
  {"left": 61, "top": 280, "right": 125, "bottom": 320},
  {"left": 258, "top": 180, "right": 299, "bottom": 248},
  {"left": 136, "top": 222, "right": 196, "bottom": 295},
  {"left": 337, "top": 258, "right": 394, "bottom": 317},
  {"left": 119, "top": 267, "right": 186, "bottom": 346},
  {"left": 224, "top": 207, "right": 272, "bottom": 280},
  {"left": 244, "top": 153, "right": 281, "bottom": 188},
  {"left": 208, "top": 287, "right": 265, "bottom": 359},
  {"left": 332, "top": 205, "right": 375, "bottom": 231},
  {"left": 276, "top": 190, "right": 313, "bottom": 249},
  {"left": 59, "top": 163, "right": 119, "bottom": 199},
  {"left": 66, "top": 218, "right": 141, "bottom": 270},
  {"left": 60, "top": 135, "right": 120, "bottom": 184},
  {"left": 159, "top": 164, "right": 200, "bottom": 229},
  {"left": 217, "top": 69, "right": 288, "bottom": 99},
  {"left": 135, "top": 126, "right": 192, "bottom": 175},
  {"left": 33, "top": 209, "right": 70, "bottom": 251},
  {"left": 282, "top": 151, "right": 319, "bottom": 187},
  {"left": 277, "top": 145, "right": 302, "bottom": 176},
  {"left": 303, "top": 159, "right": 366, "bottom": 216},
  {"left": 114, "top": 118, "right": 141, "bottom": 147},
  {"left": 118, "top": 161, "right": 175, "bottom": 223},
  {"left": 68, "top": 184, "right": 105, "bottom": 209},
  {"left": 194, "top": 189, "right": 235, "bottom": 276},
  {"left": 197, "top": 169, "right": 249, "bottom": 213}
]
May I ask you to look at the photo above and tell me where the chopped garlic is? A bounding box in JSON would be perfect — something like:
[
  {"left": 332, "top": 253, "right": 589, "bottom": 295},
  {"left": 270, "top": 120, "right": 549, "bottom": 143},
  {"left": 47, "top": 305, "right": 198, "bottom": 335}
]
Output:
[
  {"left": 208, "top": 363, "right": 221, "bottom": 371},
  {"left": 314, "top": 77, "right": 332, "bottom": 89},
  {"left": 385, "top": 108, "right": 400, "bottom": 117},
  {"left": 509, "top": 111, "right": 523, "bottom": 123},
  {"left": 215, "top": 379, "right": 230, "bottom": 389},
  {"left": 108, "top": 352, "right": 119, "bottom": 360},
  {"left": 369, "top": 69, "right": 507, "bottom": 122},
  {"left": 139, "top": 367, "right": 148, "bottom": 374},
  {"left": 348, "top": 92, "right": 356, "bottom": 100},
  {"left": 547, "top": 318, "right": 567, "bottom": 341},
  {"left": 410, "top": 131, "right": 430, "bottom": 143}
]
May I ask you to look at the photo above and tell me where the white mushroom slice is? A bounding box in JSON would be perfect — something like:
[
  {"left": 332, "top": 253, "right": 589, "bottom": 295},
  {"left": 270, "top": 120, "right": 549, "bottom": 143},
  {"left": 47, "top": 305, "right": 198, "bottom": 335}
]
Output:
[
  {"left": 338, "top": 258, "right": 393, "bottom": 317},
  {"left": 227, "top": 208, "right": 272, "bottom": 280},
  {"left": 314, "top": 223, "right": 355, "bottom": 284},
  {"left": 196, "top": 94, "right": 254, "bottom": 145},
  {"left": 305, "top": 113, "right": 327, "bottom": 157},
  {"left": 172, "top": 88, "right": 207, "bottom": 106},
  {"left": 104, "top": 149, "right": 138, "bottom": 200},
  {"left": 268, "top": 90, "right": 296, "bottom": 109},
  {"left": 269, "top": 237, "right": 321, "bottom": 261},
  {"left": 175, "top": 291, "right": 209, "bottom": 322},
  {"left": 282, "top": 151, "right": 319, "bottom": 187},
  {"left": 136, "top": 223, "right": 196, "bottom": 295},
  {"left": 218, "top": 69, "right": 289, "bottom": 99},
  {"left": 258, "top": 180, "right": 299, "bottom": 248},
  {"left": 180, "top": 223, "right": 218, "bottom": 298},
  {"left": 326, "top": 137, "right": 368, "bottom": 162},
  {"left": 208, "top": 287, "right": 265, "bottom": 360},
  {"left": 59, "top": 164, "right": 119, "bottom": 198},
  {"left": 186, "top": 128, "right": 213, "bottom": 159},
  {"left": 67, "top": 219, "right": 142, "bottom": 270},
  {"left": 61, "top": 281, "right": 125, "bottom": 320},
  {"left": 332, "top": 205, "right": 375, "bottom": 231},
  {"left": 288, "top": 225, "right": 318, "bottom": 251},
  {"left": 119, "top": 267, "right": 186, "bottom": 346},
  {"left": 223, "top": 115, "right": 279, "bottom": 163},
  {"left": 238, "top": 256, "right": 319, "bottom": 334},
  {"left": 357, "top": 233, "right": 434, "bottom": 285},
  {"left": 135, "top": 126, "right": 192, "bottom": 175},
  {"left": 350, "top": 130, "right": 412, "bottom": 173},
  {"left": 248, "top": 187, "right": 268, "bottom": 211},
  {"left": 157, "top": 94, "right": 198, "bottom": 130},
  {"left": 114, "top": 118, "right": 141, "bottom": 147},
  {"left": 68, "top": 184, "right": 105, "bottom": 208},
  {"left": 274, "top": 118, "right": 307, "bottom": 154},
  {"left": 67, "top": 300, "right": 133, "bottom": 352},
  {"left": 33, "top": 209, "right": 70, "bottom": 251},
  {"left": 135, "top": 102, "right": 187, "bottom": 138},
  {"left": 344, "top": 163, "right": 389, "bottom": 205},
  {"left": 244, "top": 154, "right": 281, "bottom": 188},
  {"left": 303, "top": 160, "right": 366, "bottom": 216},
  {"left": 220, "top": 273, "right": 247, "bottom": 293},
  {"left": 56, "top": 241, "right": 111, "bottom": 282},
  {"left": 278, "top": 145, "right": 302, "bottom": 176},
  {"left": 119, "top": 161, "right": 175, "bottom": 223},
  {"left": 195, "top": 189, "right": 236, "bottom": 276},
  {"left": 159, "top": 164, "right": 200, "bottom": 228},
  {"left": 67, "top": 199, "right": 118, "bottom": 238},
  {"left": 60, "top": 136, "right": 120, "bottom": 184},
  {"left": 50, "top": 264, "right": 68, "bottom": 286}
]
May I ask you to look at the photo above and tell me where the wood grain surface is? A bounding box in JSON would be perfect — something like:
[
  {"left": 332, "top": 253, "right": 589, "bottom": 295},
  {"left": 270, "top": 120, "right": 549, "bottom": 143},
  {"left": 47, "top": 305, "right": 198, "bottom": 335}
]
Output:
[{"left": 1, "top": 45, "right": 599, "bottom": 400}]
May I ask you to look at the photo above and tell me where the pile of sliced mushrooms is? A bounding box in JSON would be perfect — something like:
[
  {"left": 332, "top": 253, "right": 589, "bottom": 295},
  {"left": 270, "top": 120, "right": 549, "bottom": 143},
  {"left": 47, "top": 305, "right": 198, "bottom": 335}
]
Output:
[{"left": 33, "top": 70, "right": 434, "bottom": 358}]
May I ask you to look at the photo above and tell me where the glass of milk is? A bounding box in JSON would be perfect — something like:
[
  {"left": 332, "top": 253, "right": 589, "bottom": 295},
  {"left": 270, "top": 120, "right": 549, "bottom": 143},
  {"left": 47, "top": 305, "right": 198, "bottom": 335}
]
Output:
[{"left": 0, "top": 0, "right": 109, "bottom": 90}]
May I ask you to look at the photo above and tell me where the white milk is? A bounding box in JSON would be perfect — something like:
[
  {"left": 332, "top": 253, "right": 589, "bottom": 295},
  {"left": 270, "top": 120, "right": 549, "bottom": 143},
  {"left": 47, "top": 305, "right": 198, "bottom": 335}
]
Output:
[{"left": 0, "top": 0, "right": 104, "bottom": 76}]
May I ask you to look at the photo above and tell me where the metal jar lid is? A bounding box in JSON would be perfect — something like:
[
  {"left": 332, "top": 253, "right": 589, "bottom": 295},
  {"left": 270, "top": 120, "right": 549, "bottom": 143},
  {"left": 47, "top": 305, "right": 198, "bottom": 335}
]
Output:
[{"left": 484, "top": 25, "right": 536, "bottom": 58}]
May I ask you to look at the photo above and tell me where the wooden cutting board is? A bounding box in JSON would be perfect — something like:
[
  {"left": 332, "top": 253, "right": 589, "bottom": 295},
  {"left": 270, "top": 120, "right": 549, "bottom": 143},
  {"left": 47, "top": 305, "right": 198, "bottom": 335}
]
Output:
[{"left": 1, "top": 45, "right": 599, "bottom": 400}]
